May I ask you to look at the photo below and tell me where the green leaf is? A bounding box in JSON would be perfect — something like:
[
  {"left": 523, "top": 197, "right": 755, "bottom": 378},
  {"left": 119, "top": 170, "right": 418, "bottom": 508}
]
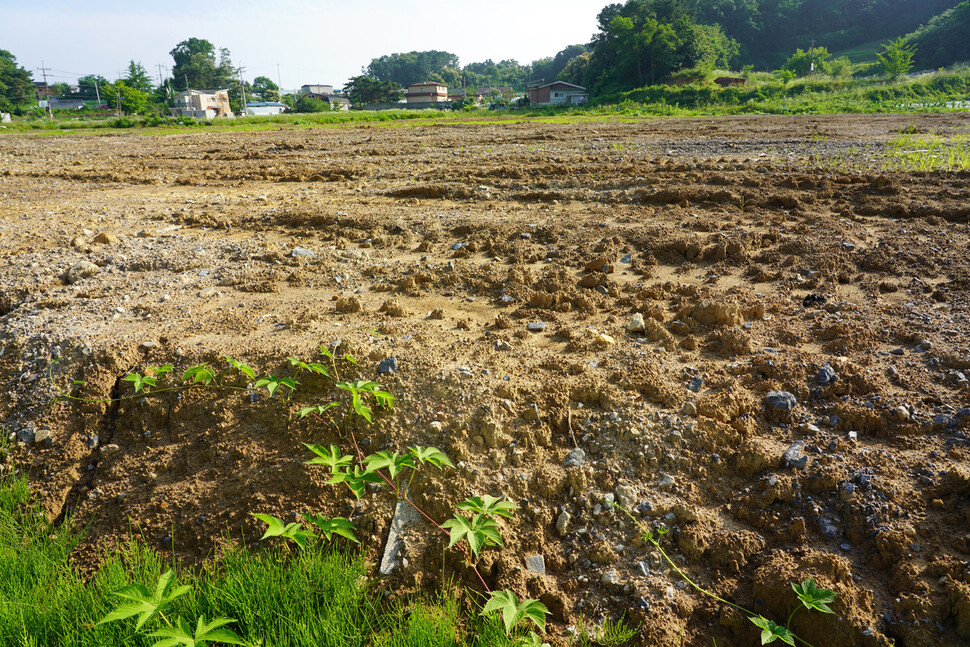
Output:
[
  {"left": 482, "top": 590, "right": 549, "bottom": 636},
  {"left": 147, "top": 364, "right": 173, "bottom": 376},
  {"left": 792, "top": 577, "right": 836, "bottom": 615},
  {"left": 289, "top": 357, "right": 331, "bottom": 377},
  {"left": 351, "top": 391, "right": 372, "bottom": 423},
  {"left": 225, "top": 357, "right": 256, "bottom": 380},
  {"left": 441, "top": 513, "right": 503, "bottom": 559},
  {"left": 98, "top": 570, "right": 191, "bottom": 631},
  {"left": 303, "top": 443, "right": 353, "bottom": 472},
  {"left": 327, "top": 465, "right": 381, "bottom": 500},
  {"left": 183, "top": 364, "right": 216, "bottom": 386},
  {"left": 250, "top": 513, "right": 313, "bottom": 550},
  {"left": 517, "top": 632, "right": 551, "bottom": 647},
  {"left": 342, "top": 353, "right": 359, "bottom": 365},
  {"left": 123, "top": 373, "right": 157, "bottom": 394},
  {"left": 364, "top": 451, "right": 415, "bottom": 480},
  {"left": 409, "top": 445, "right": 454, "bottom": 470},
  {"left": 457, "top": 495, "right": 518, "bottom": 519},
  {"left": 298, "top": 402, "right": 341, "bottom": 419},
  {"left": 303, "top": 514, "right": 359, "bottom": 543},
  {"left": 148, "top": 614, "right": 247, "bottom": 647},
  {"left": 318, "top": 345, "right": 334, "bottom": 361},
  {"left": 749, "top": 616, "right": 795, "bottom": 646}
]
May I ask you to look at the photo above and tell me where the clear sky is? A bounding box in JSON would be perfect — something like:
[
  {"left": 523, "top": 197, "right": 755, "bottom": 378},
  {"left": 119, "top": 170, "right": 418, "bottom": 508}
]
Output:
[{"left": 1, "top": 0, "right": 606, "bottom": 92}]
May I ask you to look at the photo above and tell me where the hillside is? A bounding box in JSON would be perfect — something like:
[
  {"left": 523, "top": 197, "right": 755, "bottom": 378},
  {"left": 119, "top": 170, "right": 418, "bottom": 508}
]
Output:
[{"left": 687, "top": 0, "right": 963, "bottom": 68}]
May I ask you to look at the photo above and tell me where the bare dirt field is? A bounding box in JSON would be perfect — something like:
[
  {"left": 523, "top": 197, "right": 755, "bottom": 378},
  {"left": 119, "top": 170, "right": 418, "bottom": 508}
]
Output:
[{"left": 1, "top": 112, "right": 969, "bottom": 646}]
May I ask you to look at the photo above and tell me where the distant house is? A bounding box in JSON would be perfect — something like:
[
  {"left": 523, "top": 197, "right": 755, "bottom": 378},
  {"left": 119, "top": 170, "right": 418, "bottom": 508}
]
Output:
[
  {"left": 714, "top": 77, "right": 746, "bottom": 87},
  {"left": 245, "top": 101, "right": 288, "bottom": 116},
  {"left": 406, "top": 82, "right": 448, "bottom": 104},
  {"left": 170, "top": 89, "right": 233, "bottom": 119},
  {"left": 527, "top": 81, "right": 587, "bottom": 106},
  {"left": 299, "top": 84, "right": 350, "bottom": 110},
  {"left": 301, "top": 84, "right": 334, "bottom": 95},
  {"left": 35, "top": 82, "right": 53, "bottom": 99}
]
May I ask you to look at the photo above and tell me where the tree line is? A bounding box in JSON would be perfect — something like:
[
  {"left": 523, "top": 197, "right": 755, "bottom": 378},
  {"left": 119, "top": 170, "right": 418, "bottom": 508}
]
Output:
[{"left": 2, "top": 0, "right": 966, "bottom": 115}]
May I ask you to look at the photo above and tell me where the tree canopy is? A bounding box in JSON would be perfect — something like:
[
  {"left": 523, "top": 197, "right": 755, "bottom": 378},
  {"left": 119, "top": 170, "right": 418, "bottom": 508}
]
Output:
[
  {"left": 251, "top": 76, "right": 280, "bottom": 101},
  {"left": 687, "top": 0, "right": 961, "bottom": 69},
  {"left": 582, "top": 0, "right": 739, "bottom": 94},
  {"left": 366, "top": 51, "right": 460, "bottom": 87},
  {"left": 906, "top": 1, "right": 970, "bottom": 70},
  {"left": 344, "top": 75, "right": 403, "bottom": 105},
  {"left": 123, "top": 61, "right": 154, "bottom": 94},
  {"left": 170, "top": 38, "right": 236, "bottom": 90},
  {"left": 0, "top": 50, "right": 34, "bottom": 112}
]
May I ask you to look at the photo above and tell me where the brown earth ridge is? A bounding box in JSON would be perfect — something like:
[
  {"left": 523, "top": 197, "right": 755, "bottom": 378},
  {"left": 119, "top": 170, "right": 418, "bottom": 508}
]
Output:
[{"left": 1, "top": 113, "right": 969, "bottom": 646}]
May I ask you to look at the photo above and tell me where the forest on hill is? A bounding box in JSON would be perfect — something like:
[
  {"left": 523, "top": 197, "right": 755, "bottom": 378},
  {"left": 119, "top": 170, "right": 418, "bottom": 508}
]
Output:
[{"left": 360, "top": 0, "right": 969, "bottom": 99}]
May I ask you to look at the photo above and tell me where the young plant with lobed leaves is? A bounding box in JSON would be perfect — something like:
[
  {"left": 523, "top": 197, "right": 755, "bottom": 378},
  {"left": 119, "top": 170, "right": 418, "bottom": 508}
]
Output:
[
  {"left": 98, "top": 569, "right": 250, "bottom": 647},
  {"left": 257, "top": 408, "right": 550, "bottom": 646},
  {"left": 614, "top": 504, "right": 835, "bottom": 647}
]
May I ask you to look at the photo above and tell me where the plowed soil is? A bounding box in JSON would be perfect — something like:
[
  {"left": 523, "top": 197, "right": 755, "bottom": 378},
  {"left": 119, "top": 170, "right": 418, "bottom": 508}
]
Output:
[{"left": 2, "top": 112, "right": 970, "bottom": 646}]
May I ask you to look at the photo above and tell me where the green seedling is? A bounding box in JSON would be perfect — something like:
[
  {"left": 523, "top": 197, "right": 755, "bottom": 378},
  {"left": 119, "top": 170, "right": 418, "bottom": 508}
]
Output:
[
  {"left": 441, "top": 513, "right": 503, "bottom": 559},
  {"left": 249, "top": 513, "right": 314, "bottom": 550},
  {"left": 99, "top": 570, "right": 248, "bottom": 647},
  {"left": 302, "top": 513, "right": 359, "bottom": 543},
  {"left": 225, "top": 357, "right": 256, "bottom": 380},
  {"left": 99, "top": 570, "right": 190, "bottom": 631},
  {"left": 147, "top": 615, "right": 248, "bottom": 647},
  {"left": 326, "top": 464, "right": 382, "bottom": 500},
  {"left": 253, "top": 374, "right": 298, "bottom": 399},
  {"left": 482, "top": 589, "right": 549, "bottom": 644},
  {"left": 456, "top": 495, "right": 518, "bottom": 519},
  {"left": 614, "top": 504, "right": 834, "bottom": 647},
  {"left": 182, "top": 363, "right": 217, "bottom": 386}
]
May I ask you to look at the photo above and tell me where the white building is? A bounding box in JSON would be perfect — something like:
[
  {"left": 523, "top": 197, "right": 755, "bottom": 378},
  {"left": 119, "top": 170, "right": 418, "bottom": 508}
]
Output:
[{"left": 245, "top": 101, "right": 288, "bottom": 116}]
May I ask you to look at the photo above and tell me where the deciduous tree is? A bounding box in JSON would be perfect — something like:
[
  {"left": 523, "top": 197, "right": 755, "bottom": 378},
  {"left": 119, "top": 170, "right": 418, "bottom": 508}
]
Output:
[
  {"left": 876, "top": 37, "right": 917, "bottom": 78},
  {"left": 0, "top": 49, "right": 34, "bottom": 112},
  {"left": 344, "top": 75, "right": 403, "bottom": 106}
]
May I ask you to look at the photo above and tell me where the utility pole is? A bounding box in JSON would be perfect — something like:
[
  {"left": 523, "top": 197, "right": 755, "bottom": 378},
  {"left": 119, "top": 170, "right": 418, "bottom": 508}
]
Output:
[
  {"left": 116, "top": 90, "right": 121, "bottom": 116},
  {"left": 184, "top": 74, "right": 190, "bottom": 92},
  {"left": 156, "top": 63, "right": 163, "bottom": 87},
  {"left": 810, "top": 39, "right": 816, "bottom": 74},
  {"left": 94, "top": 81, "right": 101, "bottom": 107},
  {"left": 38, "top": 60, "right": 53, "bottom": 119},
  {"left": 238, "top": 65, "right": 247, "bottom": 115}
]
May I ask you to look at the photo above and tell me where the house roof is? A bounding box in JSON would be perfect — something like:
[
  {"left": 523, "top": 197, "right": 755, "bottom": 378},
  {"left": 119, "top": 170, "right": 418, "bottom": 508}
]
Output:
[
  {"left": 246, "top": 102, "right": 287, "bottom": 107},
  {"left": 175, "top": 89, "right": 230, "bottom": 96},
  {"left": 528, "top": 81, "right": 586, "bottom": 91},
  {"left": 407, "top": 81, "right": 446, "bottom": 87}
]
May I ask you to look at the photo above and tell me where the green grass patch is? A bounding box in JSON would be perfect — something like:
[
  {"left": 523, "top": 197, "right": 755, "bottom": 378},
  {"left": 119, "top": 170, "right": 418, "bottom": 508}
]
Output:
[
  {"left": 0, "top": 473, "right": 516, "bottom": 647},
  {"left": 833, "top": 39, "right": 884, "bottom": 64},
  {"left": 883, "top": 133, "right": 970, "bottom": 171}
]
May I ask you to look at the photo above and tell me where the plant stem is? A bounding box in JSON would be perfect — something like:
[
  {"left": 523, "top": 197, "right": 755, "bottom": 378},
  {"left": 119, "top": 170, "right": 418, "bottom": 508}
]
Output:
[{"left": 347, "top": 430, "right": 491, "bottom": 593}]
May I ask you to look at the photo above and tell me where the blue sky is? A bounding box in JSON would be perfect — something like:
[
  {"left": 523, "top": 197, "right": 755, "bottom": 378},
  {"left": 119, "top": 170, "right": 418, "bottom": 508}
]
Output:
[{"left": 1, "top": 0, "right": 606, "bottom": 91}]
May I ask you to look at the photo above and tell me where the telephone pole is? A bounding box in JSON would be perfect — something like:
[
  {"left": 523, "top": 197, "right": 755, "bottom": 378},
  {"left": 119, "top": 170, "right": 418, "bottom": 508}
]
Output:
[
  {"left": 238, "top": 65, "right": 247, "bottom": 114},
  {"left": 38, "top": 60, "right": 53, "bottom": 118}
]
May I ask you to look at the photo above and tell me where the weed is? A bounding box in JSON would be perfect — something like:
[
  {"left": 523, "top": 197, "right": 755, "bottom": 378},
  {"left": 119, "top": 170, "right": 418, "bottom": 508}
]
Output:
[
  {"left": 614, "top": 504, "right": 835, "bottom": 647},
  {"left": 51, "top": 345, "right": 550, "bottom": 645},
  {"left": 573, "top": 613, "right": 639, "bottom": 646}
]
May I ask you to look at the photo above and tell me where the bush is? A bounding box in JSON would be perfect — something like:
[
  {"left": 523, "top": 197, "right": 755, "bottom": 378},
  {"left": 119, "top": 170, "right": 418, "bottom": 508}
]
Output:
[{"left": 295, "top": 96, "right": 329, "bottom": 113}]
